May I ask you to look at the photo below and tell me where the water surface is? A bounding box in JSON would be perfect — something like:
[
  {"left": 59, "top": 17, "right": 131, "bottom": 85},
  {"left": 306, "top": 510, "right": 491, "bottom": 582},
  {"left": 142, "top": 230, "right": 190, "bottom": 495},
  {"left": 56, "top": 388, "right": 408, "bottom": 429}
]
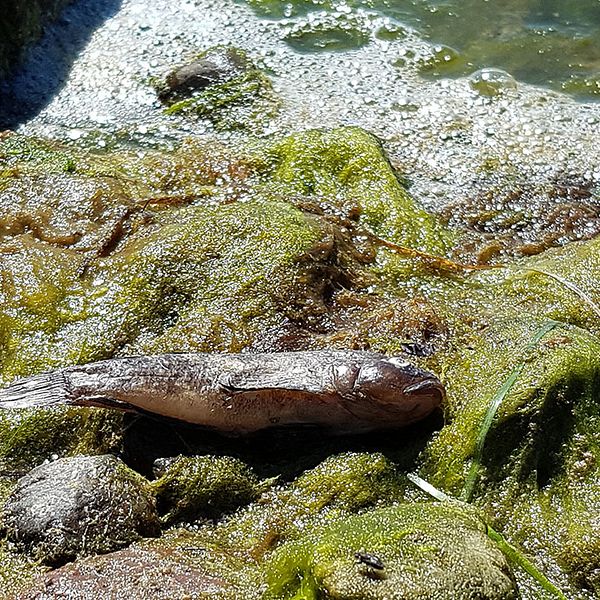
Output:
[{"left": 244, "top": 0, "right": 600, "bottom": 98}]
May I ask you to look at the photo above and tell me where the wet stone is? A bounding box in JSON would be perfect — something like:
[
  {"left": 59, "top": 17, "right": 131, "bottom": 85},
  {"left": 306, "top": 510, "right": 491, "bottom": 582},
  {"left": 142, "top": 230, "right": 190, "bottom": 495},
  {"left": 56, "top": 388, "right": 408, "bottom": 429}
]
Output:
[
  {"left": 469, "top": 68, "right": 518, "bottom": 97},
  {"left": 1, "top": 454, "right": 160, "bottom": 566},
  {"left": 157, "top": 46, "right": 252, "bottom": 103},
  {"left": 12, "top": 543, "right": 231, "bottom": 600}
]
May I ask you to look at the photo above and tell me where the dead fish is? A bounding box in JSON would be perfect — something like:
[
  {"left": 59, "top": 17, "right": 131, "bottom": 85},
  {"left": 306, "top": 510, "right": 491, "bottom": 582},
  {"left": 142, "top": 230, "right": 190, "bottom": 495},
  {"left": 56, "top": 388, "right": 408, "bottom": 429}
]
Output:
[{"left": 0, "top": 351, "right": 444, "bottom": 435}]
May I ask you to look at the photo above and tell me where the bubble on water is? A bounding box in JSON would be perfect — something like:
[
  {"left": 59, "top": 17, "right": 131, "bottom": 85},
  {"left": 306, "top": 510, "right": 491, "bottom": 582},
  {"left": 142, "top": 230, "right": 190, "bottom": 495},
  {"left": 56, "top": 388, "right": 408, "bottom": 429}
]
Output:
[
  {"left": 469, "top": 68, "right": 517, "bottom": 97},
  {"left": 67, "top": 128, "right": 85, "bottom": 140}
]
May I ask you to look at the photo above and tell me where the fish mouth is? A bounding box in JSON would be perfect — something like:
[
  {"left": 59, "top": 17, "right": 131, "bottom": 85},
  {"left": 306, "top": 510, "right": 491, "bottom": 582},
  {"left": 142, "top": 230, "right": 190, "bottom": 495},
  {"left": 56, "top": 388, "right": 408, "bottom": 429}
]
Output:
[{"left": 404, "top": 378, "right": 445, "bottom": 402}]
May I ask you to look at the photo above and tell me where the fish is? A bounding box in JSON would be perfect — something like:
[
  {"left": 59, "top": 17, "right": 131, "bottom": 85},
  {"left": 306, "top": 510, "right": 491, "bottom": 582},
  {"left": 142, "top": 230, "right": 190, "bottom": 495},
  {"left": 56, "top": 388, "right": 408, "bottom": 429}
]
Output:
[{"left": 0, "top": 351, "right": 444, "bottom": 435}]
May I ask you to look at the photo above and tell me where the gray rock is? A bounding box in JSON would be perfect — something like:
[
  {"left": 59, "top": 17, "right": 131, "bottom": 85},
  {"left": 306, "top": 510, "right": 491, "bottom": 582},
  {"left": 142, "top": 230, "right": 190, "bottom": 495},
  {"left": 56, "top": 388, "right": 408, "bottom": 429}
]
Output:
[{"left": 1, "top": 454, "right": 160, "bottom": 566}]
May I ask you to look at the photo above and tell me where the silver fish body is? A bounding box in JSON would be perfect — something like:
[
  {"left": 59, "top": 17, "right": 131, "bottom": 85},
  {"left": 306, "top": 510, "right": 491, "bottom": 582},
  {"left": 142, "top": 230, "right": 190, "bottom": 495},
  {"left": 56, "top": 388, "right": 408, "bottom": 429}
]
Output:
[{"left": 0, "top": 351, "right": 444, "bottom": 434}]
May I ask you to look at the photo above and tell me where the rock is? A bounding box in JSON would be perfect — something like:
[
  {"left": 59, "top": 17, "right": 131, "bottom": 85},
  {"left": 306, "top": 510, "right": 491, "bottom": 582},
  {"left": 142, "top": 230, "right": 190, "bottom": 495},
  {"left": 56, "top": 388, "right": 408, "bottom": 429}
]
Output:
[
  {"left": 155, "top": 45, "right": 279, "bottom": 130},
  {"left": 157, "top": 46, "right": 251, "bottom": 103},
  {"left": 289, "top": 452, "right": 405, "bottom": 512},
  {"left": 469, "top": 68, "right": 517, "bottom": 97},
  {"left": 0, "top": 0, "right": 73, "bottom": 77},
  {"left": 1, "top": 455, "right": 160, "bottom": 566},
  {"left": 12, "top": 543, "right": 232, "bottom": 600},
  {"left": 266, "top": 502, "right": 519, "bottom": 600},
  {"left": 152, "top": 455, "right": 261, "bottom": 525}
]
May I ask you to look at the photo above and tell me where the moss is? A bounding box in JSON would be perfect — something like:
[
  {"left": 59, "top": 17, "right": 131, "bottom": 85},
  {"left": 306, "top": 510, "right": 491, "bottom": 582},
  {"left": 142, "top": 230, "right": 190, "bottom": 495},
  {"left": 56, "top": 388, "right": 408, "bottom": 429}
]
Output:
[
  {"left": 0, "top": 408, "right": 124, "bottom": 477},
  {"left": 265, "top": 502, "right": 518, "bottom": 600},
  {"left": 152, "top": 455, "right": 261, "bottom": 524},
  {"left": 253, "top": 127, "right": 453, "bottom": 252}
]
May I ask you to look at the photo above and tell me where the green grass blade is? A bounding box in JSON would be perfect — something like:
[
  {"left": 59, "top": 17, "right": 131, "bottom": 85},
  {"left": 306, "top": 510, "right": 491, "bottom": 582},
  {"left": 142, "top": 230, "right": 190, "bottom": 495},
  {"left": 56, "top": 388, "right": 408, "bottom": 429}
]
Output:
[
  {"left": 486, "top": 526, "right": 568, "bottom": 600},
  {"left": 461, "top": 320, "right": 561, "bottom": 502}
]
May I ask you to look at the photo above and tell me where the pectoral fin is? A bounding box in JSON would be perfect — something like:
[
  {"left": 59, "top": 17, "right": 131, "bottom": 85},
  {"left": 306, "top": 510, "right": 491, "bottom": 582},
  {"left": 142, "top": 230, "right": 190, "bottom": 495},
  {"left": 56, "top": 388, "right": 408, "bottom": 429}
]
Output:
[{"left": 217, "top": 369, "right": 325, "bottom": 395}]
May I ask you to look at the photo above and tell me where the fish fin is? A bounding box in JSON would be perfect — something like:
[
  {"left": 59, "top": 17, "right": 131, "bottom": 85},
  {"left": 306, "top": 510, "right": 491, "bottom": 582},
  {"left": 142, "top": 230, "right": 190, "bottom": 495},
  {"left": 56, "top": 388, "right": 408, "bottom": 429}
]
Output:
[
  {"left": 74, "top": 395, "right": 139, "bottom": 412},
  {"left": 0, "top": 373, "right": 139, "bottom": 413},
  {"left": 0, "top": 371, "right": 71, "bottom": 409}
]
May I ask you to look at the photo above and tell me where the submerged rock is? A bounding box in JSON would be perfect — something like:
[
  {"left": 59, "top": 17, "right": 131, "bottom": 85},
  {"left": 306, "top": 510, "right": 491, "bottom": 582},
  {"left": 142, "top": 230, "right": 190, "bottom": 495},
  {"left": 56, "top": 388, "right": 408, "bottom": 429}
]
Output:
[
  {"left": 157, "top": 46, "right": 252, "bottom": 103},
  {"left": 1, "top": 455, "right": 160, "bottom": 566}
]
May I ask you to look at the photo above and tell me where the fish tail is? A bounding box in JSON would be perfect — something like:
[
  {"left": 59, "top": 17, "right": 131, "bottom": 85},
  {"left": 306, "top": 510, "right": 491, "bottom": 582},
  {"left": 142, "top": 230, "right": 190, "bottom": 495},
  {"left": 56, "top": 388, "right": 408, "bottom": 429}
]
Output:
[{"left": 0, "top": 371, "right": 71, "bottom": 409}]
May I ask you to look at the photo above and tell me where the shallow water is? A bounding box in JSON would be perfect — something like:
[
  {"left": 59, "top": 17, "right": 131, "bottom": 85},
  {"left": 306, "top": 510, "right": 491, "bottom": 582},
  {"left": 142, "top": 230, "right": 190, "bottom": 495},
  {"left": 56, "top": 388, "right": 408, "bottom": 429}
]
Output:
[
  {"left": 0, "top": 0, "right": 599, "bottom": 223},
  {"left": 243, "top": 0, "right": 600, "bottom": 99}
]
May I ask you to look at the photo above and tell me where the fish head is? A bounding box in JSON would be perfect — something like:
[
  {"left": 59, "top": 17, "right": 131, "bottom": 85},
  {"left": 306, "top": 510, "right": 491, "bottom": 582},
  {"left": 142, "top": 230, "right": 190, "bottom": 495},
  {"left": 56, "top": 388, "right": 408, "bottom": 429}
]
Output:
[{"left": 351, "top": 356, "right": 445, "bottom": 424}]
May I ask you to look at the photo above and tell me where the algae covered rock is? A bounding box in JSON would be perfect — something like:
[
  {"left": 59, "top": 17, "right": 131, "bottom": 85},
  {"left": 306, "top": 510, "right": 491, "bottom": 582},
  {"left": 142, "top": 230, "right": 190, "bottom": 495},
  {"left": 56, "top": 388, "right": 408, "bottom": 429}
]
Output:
[
  {"left": 157, "top": 46, "right": 253, "bottom": 103},
  {"left": 1, "top": 124, "right": 600, "bottom": 598},
  {"left": 255, "top": 126, "right": 453, "bottom": 252},
  {"left": 1, "top": 455, "right": 160, "bottom": 566},
  {"left": 157, "top": 45, "right": 280, "bottom": 130},
  {"left": 289, "top": 452, "right": 405, "bottom": 513},
  {"left": 153, "top": 455, "right": 261, "bottom": 525},
  {"left": 216, "top": 452, "right": 407, "bottom": 561},
  {"left": 266, "top": 502, "right": 518, "bottom": 600}
]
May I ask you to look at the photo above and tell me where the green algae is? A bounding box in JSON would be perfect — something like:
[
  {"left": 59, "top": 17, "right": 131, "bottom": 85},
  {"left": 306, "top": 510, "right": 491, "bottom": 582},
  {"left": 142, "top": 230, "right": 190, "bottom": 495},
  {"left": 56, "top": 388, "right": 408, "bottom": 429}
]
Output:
[
  {"left": 0, "top": 133, "right": 80, "bottom": 175},
  {"left": 408, "top": 475, "right": 569, "bottom": 599},
  {"left": 461, "top": 319, "right": 562, "bottom": 502},
  {"left": 153, "top": 455, "right": 261, "bottom": 525},
  {"left": 1, "top": 126, "right": 448, "bottom": 374},
  {"left": 417, "top": 315, "right": 600, "bottom": 598},
  {"left": 265, "top": 503, "right": 518, "bottom": 600},
  {"left": 253, "top": 127, "right": 453, "bottom": 253},
  {"left": 289, "top": 452, "right": 405, "bottom": 513}
]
